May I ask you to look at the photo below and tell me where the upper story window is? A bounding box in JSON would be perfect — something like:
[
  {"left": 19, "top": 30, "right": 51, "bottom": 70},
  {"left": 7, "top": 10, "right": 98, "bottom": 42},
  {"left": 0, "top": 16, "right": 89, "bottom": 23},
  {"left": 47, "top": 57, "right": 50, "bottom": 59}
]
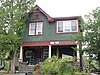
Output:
[
  {"left": 29, "top": 22, "right": 43, "bottom": 35},
  {"left": 57, "top": 20, "right": 78, "bottom": 33}
]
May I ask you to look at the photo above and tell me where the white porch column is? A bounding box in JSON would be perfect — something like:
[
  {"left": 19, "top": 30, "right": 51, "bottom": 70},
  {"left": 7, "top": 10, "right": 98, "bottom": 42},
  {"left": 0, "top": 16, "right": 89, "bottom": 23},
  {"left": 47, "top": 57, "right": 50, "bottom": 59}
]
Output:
[
  {"left": 77, "top": 44, "right": 80, "bottom": 62},
  {"left": 19, "top": 46, "right": 23, "bottom": 62},
  {"left": 49, "top": 45, "right": 51, "bottom": 58}
]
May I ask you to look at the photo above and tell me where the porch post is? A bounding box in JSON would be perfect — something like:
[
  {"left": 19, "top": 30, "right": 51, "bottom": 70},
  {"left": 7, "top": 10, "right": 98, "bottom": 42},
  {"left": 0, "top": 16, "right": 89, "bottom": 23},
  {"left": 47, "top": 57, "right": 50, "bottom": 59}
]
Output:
[
  {"left": 57, "top": 48, "right": 59, "bottom": 58},
  {"left": 19, "top": 46, "right": 23, "bottom": 62},
  {"left": 77, "top": 44, "right": 80, "bottom": 62},
  {"left": 49, "top": 45, "right": 51, "bottom": 58}
]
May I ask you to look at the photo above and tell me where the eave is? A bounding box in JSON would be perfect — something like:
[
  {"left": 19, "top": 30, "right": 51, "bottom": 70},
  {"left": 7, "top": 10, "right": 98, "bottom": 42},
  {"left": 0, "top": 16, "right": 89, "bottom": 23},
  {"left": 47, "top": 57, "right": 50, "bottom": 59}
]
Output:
[{"left": 53, "top": 16, "right": 81, "bottom": 21}]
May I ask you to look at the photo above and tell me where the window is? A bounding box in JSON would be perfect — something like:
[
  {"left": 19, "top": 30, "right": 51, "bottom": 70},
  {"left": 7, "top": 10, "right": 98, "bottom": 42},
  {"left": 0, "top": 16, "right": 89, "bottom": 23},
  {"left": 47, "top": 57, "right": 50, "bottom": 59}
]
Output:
[
  {"left": 29, "top": 22, "right": 43, "bottom": 35},
  {"left": 43, "top": 49, "right": 49, "bottom": 60},
  {"left": 57, "top": 20, "right": 78, "bottom": 33},
  {"left": 58, "top": 22, "right": 63, "bottom": 32}
]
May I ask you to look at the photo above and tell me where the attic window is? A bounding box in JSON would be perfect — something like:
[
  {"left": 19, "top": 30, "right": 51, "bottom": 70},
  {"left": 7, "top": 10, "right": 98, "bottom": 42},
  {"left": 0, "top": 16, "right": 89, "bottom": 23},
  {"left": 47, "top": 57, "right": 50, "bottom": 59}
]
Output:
[{"left": 33, "top": 11, "right": 40, "bottom": 19}]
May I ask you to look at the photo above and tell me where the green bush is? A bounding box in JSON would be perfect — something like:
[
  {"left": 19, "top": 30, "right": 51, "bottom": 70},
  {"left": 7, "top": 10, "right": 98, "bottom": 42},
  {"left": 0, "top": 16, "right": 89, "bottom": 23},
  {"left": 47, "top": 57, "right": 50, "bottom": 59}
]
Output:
[{"left": 42, "top": 56, "right": 79, "bottom": 75}]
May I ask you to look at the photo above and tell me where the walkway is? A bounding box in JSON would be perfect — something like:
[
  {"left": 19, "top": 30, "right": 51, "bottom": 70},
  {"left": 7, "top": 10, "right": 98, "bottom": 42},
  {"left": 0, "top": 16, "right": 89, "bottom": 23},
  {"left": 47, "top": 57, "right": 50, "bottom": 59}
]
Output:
[
  {"left": 90, "top": 73, "right": 98, "bottom": 75},
  {"left": 2, "top": 73, "right": 99, "bottom": 75},
  {"left": 3, "top": 73, "right": 25, "bottom": 75}
]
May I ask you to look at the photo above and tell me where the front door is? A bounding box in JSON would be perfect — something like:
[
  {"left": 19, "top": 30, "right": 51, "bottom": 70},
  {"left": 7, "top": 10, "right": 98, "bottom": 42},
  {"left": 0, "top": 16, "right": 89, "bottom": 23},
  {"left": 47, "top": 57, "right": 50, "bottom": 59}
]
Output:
[
  {"left": 23, "top": 48, "right": 43, "bottom": 65},
  {"left": 24, "top": 50, "right": 34, "bottom": 65},
  {"left": 35, "top": 49, "right": 43, "bottom": 64}
]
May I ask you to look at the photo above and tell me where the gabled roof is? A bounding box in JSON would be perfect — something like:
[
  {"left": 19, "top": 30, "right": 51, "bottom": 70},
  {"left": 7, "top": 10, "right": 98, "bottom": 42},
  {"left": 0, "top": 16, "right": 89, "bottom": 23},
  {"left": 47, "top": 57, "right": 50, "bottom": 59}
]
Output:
[
  {"left": 29, "top": 5, "right": 80, "bottom": 22},
  {"left": 29, "top": 5, "right": 54, "bottom": 22}
]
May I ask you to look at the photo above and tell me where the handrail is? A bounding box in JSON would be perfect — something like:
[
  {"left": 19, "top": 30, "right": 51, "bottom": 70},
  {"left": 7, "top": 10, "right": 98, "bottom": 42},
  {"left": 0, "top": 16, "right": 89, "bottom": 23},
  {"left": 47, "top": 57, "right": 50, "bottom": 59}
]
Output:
[{"left": 82, "top": 60, "right": 87, "bottom": 72}]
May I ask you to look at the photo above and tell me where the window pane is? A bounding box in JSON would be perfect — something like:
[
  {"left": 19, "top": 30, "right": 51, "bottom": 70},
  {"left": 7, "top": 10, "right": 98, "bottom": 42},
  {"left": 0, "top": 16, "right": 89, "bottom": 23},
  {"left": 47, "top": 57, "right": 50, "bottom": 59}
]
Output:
[
  {"left": 30, "top": 23, "right": 35, "bottom": 29},
  {"left": 65, "top": 27, "right": 70, "bottom": 31},
  {"left": 71, "top": 20, "right": 77, "bottom": 31},
  {"left": 64, "top": 21, "right": 70, "bottom": 32},
  {"left": 30, "top": 29, "right": 35, "bottom": 35},
  {"left": 58, "top": 22, "right": 63, "bottom": 32},
  {"left": 36, "top": 22, "right": 43, "bottom": 35},
  {"left": 29, "top": 23, "right": 35, "bottom": 35},
  {"left": 71, "top": 20, "right": 77, "bottom": 26},
  {"left": 71, "top": 26, "right": 77, "bottom": 31}
]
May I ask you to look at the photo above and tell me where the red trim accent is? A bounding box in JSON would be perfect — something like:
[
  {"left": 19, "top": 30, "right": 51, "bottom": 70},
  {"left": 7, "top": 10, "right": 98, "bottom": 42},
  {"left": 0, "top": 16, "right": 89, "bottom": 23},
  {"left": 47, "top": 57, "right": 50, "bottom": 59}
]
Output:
[
  {"left": 78, "top": 19, "right": 80, "bottom": 33},
  {"left": 22, "top": 40, "right": 78, "bottom": 46},
  {"left": 33, "top": 12, "right": 40, "bottom": 19},
  {"left": 56, "top": 21, "right": 57, "bottom": 33},
  {"left": 42, "top": 22, "right": 44, "bottom": 36},
  {"left": 35, "top": 23, "right": 37, "bottom": 35},
  {"left": 53, "top": 16, "right": 80, "bottom": 21}
]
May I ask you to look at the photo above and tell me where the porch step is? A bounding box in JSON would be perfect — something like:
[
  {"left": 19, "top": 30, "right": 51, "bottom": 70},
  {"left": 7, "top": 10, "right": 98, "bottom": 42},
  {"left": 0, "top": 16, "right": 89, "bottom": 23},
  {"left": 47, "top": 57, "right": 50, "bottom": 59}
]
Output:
[
  {"left": 18, "top": 62, "right": 34, "bottom": 73},
  {"left": 75, "top": 61, "right": 80, "bottom": 68},
  {"left": 14, "top": 73, "right": 26, "bottom": 75}
]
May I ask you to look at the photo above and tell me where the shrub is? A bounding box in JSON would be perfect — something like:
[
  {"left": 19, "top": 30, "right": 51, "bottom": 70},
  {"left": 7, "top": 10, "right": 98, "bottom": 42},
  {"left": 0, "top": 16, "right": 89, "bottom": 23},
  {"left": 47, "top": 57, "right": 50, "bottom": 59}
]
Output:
[{"left": 42, "top": 56, "right": 79, "bottom": 75}]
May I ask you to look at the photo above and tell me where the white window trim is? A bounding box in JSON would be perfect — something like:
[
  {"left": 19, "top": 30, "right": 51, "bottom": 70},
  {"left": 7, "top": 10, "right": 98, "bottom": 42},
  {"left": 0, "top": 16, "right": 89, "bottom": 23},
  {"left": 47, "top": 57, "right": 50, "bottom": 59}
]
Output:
[
  {"left": 29, "top": 23, "right": 35, "bottom": 35},
  {"left": 57, "top": 20, "right": 78, "bottom": 33},
  {"left": 29, "top": 22, "right": 43, "bottom": 35}
]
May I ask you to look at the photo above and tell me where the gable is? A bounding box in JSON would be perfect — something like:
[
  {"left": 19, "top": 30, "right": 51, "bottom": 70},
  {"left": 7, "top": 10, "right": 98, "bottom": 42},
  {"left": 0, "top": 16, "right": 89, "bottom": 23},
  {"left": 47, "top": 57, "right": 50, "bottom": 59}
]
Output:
[{"left": 28, "top": 5, "right": 54, "bottom": 23}]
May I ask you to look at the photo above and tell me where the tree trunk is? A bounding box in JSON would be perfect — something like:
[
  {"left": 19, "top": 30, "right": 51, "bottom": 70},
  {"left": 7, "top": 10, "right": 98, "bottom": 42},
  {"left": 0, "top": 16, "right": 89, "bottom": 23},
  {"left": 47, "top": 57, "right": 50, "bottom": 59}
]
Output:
[
  {"left": 80, "top": 51, "right": 82, "bottom": 71},
  {"left": 98, "top": 51, "right": 100, "bottom": 71},
  {"left": 7, "top": 60, "right": 11, "bottom": 73}
]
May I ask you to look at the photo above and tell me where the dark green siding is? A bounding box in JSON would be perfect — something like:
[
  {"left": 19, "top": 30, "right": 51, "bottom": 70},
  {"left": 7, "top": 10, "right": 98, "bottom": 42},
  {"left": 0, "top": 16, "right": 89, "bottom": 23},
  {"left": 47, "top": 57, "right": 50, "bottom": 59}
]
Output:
[{"left": 22, "top": 11, "right": 78, "bottom": 42}]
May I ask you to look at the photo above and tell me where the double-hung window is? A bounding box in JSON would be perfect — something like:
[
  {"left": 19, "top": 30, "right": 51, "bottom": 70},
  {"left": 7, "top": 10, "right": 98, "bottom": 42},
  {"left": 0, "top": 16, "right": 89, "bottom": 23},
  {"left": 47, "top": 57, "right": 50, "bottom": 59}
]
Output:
[
  {"left": 57, "top": 20, "right": 78, "bottom": 33},
  {"left": 29, "top": 22, "right": 43, "bottom": 35}
]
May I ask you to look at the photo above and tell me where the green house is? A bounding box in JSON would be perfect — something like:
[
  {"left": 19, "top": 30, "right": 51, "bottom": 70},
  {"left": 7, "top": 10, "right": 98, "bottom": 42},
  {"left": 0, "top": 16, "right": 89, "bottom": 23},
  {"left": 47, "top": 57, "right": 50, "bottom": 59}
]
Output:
[{"left": 19, "top": 5, "right": 81, "bottom": 65}]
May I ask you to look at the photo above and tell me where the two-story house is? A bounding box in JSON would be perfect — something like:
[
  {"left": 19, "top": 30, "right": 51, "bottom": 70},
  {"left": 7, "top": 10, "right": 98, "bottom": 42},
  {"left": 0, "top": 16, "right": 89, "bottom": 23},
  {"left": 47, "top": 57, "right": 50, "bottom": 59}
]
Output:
[{"left": 19, "top": 5, "right": 81, "bottom": 65}]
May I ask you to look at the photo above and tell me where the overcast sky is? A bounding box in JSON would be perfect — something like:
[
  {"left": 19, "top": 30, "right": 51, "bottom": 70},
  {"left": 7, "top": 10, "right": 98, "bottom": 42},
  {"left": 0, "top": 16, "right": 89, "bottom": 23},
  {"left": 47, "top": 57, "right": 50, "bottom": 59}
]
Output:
[{"left": 35, "top": 0, "right": 100, "bottom": 17}]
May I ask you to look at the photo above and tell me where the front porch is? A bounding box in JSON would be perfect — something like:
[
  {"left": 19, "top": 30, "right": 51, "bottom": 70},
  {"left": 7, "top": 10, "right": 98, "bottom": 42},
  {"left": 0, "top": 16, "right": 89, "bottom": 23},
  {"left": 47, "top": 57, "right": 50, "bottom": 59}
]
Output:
[{"left": 19, "top": 45, "right": 79, "bottom": 65}]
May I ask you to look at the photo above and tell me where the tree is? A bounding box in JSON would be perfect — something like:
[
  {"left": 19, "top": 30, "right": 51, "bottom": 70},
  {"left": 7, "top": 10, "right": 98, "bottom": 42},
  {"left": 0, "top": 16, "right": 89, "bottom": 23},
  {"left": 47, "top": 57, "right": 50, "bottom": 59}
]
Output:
[
  {"left": 83, "top": 7, "right": 100, "bottom": 69},
  {"left": 0, "top": 0, "right": 36, "bottom": 71}
]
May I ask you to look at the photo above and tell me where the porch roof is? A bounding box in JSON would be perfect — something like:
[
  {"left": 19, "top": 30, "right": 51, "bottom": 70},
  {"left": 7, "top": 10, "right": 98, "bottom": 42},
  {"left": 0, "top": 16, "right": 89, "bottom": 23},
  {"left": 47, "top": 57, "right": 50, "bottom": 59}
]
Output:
[{"left": 22, "top": 40, "right": 79, "bottom": 47}]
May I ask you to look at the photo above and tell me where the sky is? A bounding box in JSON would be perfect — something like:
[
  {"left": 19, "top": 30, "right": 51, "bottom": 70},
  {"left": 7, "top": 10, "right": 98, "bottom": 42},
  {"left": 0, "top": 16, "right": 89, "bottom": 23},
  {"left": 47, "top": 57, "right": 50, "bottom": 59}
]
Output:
[{"left": 35, "top": 0, "right": 100, "bottom": 17}]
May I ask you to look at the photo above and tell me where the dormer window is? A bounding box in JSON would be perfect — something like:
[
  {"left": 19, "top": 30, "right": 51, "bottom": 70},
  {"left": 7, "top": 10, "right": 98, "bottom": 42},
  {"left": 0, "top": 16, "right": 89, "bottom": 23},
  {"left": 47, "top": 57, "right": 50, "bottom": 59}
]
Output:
[
  {"left": 56, "top": 20, "right": 78, "bottom": 33},
  {"left": 29, "top": 22, "right": 43, "bottom": 35}
]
